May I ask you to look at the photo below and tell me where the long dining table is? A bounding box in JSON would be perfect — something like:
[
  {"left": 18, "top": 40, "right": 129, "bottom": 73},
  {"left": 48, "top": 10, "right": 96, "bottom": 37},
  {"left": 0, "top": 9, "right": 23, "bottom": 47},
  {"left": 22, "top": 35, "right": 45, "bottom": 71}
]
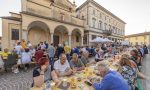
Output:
[{"left": 30, "top": 55, "right": 121, "bottom": 90}]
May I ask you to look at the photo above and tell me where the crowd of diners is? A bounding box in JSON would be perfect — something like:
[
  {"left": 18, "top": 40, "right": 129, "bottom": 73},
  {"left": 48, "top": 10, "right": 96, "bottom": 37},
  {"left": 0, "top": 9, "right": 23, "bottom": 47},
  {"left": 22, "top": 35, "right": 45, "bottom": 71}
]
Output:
[{"left": 0, "top": 39, "right": 149, "bottom": 90}]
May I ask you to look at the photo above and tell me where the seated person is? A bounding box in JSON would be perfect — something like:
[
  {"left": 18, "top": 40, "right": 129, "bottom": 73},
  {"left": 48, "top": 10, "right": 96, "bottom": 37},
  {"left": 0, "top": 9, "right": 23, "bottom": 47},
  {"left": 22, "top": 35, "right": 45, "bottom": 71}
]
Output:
[
  {"left": 81, "top": 51, "right": 95, "bottom": 66},
  {"left": 95, "top": 48, "right": 104, "bottom": 62},
  {"left": 0, "top": 48, "right": 11, "bottom": 60},
  {"left": 54, "top": 53, "right": 73, "bottom": 77},
  {"left": 17, "top": 48, "right": 32, "bottom": 65},
  {"left": 0, "top": 48, "right": 11, "bottom": 71},
  {"left": 35, "top": 48, "right": 44, "bottom": 64},
  {"left": 121, "top": 54, "right": 147, "bottom": 80},
  {"left": 119, "top": 57, "right": 137, "bottom": 89},
  {"left": 70, "top": 53, "right": 85, "bottom": 71},
  {"left": 33, "top": 57, "right": 59, "bottom": 87},
  {"left": 91, "top": 62, "right": 129, "bottom": 90}
]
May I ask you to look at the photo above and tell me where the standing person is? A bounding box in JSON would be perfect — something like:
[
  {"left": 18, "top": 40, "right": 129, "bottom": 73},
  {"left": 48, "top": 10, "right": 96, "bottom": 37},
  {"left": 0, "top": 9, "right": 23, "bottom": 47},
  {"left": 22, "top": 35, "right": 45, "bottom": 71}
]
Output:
[
  {"left": 148, "top": 44, "right": 150, "bottom": 53},
  {"left": 47, "top": 43, "right": 55, "bottom": 68},
  {"left": 64, "top": 44, "right": 71, "bottom": 61},
  {"left": 143, "top": 45, "right": 148, "bottom": 55},
  {"left": 44, "top": 41, "right": 49, "bottom": 50},
  {"left": 56, "top": 44, "right": 64, "bottom": 58},
  {"left": 0, "top": 42, "right": 2, "bottom": 51},
  {"left": 21, "top": 39, "right": 27, "bottom": 49},
  {"left": 91, "top": 62, "right": 129, "bottom": 90},
  {"left": 15, "top": 42, "right": 23, "bottom": 55},
  {"left": 27, "top": 41, "right": 32, "bottom": 48},
  {"left": 29, "top": 46, "right": 36, "bottom": 58},
  {"left": 40, "top": 42, "right": 46, "bottom": 50}
]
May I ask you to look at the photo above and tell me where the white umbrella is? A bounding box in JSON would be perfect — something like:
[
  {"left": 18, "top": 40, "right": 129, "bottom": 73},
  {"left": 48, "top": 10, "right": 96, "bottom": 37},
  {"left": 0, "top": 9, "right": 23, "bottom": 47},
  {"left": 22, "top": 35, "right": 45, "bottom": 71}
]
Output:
[
  {"left": 121, "top": 40, "right": 129, "bottom": 45},
  {"left": 103, "top": 38, "right": 113, "bottom": 42},
  {"left": 90, "top": 37, "right": 105, "bottom": 43}
]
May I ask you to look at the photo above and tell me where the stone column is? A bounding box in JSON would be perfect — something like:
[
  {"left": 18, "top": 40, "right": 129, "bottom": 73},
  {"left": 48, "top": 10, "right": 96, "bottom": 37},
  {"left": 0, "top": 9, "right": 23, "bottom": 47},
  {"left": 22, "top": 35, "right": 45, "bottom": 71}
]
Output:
[
  {"left": 22, "top": 30, "right": 27, "bottom": 41},
  {"left": 50, "top": 33, "right": 54, "bottom": 44},
  {"left": 81, "top": 36, "right": 84, "bottom": 46},
  {"left": 69, "top": 34, "right": 72, "bottom": 47}
]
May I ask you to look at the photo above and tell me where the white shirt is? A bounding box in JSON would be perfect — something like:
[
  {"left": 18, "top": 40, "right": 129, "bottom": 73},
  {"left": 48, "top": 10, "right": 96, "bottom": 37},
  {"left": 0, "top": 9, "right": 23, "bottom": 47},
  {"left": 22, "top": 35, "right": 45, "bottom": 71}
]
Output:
[
  {"left": 27, "top": 43, "right": 32, "bottom": 47},
  {"left": 81, "top": 48, "right": 87, "bottom": 52},
  {"left": 30, "top": 49, "right": 36, "bottom": 56},
  {"left": 21, "top": 52, "right": 32, "bottom": 64},
  {"left": 15, "top": 45, "right": 23, "bottom": 54},
  {"left": 40, "top": 44, "right": 46, "bottom": 49},
  {"left": 54, "top": 59, "right": 70, "bottom": 73}
]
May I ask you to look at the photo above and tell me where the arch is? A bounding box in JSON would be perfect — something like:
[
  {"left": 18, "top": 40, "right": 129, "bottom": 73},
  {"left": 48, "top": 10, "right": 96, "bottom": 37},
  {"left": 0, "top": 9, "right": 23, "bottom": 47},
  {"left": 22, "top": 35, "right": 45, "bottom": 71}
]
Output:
[
  {"left": 53, "top": 25, "right": 69, "bottom": 46},
  {"left": 27, "top": 21, "right": 50, "bottom": 32},
  {"left": 27, "top": 21, "right": 50, "bottom": 45},
  {"left": 54, "top": 25, "right": 68, "bottom": 34},
  {"left": 71, "top": 28, "right": 82, "bottom": 36},
  {"left": 71, "top": 28, "right": 82, "bottom": 47}
]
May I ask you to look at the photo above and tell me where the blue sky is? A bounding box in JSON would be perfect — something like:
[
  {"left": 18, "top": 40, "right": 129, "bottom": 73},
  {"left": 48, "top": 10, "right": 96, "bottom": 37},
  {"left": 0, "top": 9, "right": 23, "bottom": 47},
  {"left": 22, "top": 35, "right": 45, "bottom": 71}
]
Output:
[{"left": 0, "top": 0, "right": 150, "bottom": 36}]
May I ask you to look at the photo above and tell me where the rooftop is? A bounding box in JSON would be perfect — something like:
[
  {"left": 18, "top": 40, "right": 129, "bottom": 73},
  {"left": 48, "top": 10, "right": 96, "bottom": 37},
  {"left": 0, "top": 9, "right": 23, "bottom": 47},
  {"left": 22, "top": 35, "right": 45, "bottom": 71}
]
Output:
[
  {"left": 125, "top": 32, "right": 150, "bottom": 38},
  {"left": 77, "top": 0, "right": 126, "bottom": 24}
]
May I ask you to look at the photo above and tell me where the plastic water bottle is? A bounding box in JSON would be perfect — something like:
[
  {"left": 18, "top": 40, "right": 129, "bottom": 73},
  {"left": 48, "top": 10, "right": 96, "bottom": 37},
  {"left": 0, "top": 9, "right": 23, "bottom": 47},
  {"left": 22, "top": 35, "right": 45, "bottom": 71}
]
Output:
[{"left": 45, "top": 81, "right": 51, "bottom": 90}]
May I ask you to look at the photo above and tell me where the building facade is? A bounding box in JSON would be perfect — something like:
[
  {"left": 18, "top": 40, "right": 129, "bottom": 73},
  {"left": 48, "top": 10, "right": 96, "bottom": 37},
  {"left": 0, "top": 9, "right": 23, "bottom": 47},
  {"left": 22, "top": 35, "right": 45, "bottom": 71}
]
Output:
[
  {"left": 77, "top": 0, "right": 126, "bottom": 45},
  {"left": 125, "top": 32, "right": 150, "bottom": 46},
  {"left": 1, "top": 0, "right": 126, "bottom": 50}
]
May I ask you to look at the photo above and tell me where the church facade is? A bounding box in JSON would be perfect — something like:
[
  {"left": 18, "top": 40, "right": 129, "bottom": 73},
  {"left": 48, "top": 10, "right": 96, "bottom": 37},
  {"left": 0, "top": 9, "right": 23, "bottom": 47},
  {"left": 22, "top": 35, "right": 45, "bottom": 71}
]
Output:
[{"left": 1, "top": 0, "right": 126, "bottom": 50}]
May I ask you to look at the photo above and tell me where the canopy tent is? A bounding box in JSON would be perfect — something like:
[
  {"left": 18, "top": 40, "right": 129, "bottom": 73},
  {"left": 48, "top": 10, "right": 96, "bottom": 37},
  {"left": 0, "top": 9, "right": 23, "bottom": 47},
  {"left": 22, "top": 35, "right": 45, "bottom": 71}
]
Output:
[
  {"left": 103, "top": 38, "right": 113, "bottom": 43},
  {"left": 90, "top": 37, "right": 105, "bottom": 43},
  {"left": 121, "top": 40, "right": 129, "bottom": 45},
  {"left": 90, "top": 37, "right": 113, "bottom": 43}
]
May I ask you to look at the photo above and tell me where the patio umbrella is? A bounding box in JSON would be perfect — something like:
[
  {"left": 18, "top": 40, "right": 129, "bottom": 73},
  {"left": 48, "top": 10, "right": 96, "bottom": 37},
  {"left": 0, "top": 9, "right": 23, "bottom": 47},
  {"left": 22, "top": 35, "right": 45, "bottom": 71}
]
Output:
[
  {"left": 103, "top": 38, "right": 113, "bottom": 43},
  {"left": 90, "top": 37, "right": 105, "bottom": 43},
  {"left": 121, "top": 40, "right": 129, "bottom": 45}
]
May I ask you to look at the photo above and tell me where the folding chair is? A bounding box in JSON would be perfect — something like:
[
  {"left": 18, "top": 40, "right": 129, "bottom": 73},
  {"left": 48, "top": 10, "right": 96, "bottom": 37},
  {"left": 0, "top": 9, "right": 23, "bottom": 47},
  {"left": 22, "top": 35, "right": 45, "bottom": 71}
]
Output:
[{"left": 4, "top": 54, "right": 17, "bottom": 71}]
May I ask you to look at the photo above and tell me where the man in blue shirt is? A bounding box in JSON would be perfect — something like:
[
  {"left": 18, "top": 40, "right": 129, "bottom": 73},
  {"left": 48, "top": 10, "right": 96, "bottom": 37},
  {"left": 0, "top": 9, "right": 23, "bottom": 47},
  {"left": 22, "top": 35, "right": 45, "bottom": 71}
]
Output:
[{"left": 92, "top": 62, "right": 129, "bottom": 90}]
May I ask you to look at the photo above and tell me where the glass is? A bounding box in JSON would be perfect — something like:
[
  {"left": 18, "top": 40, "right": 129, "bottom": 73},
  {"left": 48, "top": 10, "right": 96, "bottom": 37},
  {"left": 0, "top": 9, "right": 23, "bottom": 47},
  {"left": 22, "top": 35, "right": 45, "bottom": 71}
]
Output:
[
  {"left": 89, "top": 71, "right": 93, "bottom": 77},
  {"left": 70, "top": 77, "right": 77, "bottom": 88},
  {"left": 50, "top": 82, "right": 55, "bottom": 90},
  {"left": 45, "top": 81, "right": 51, "bottom": 90},
  {"left": 62, "top": 78, "right": 67, "bottom": 87},
  {"left": 85, "top": 67, "right": 89, "bottom": 73},
  {"left": 83, "top": 71, "right": 87, "bottom": 78}
]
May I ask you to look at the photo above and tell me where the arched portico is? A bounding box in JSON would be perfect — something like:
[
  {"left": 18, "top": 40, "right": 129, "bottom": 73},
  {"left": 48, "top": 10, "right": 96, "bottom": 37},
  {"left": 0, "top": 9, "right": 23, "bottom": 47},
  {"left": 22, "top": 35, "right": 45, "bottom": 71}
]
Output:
[
  {"left": 27, "top": 21, "right": 50, "bottom": 45},
  {"left": 53, "top": 25, "right": 69, "bottom": 46},
  {"left": 71, "top": 28, "right": 83, "bottom": 47}
]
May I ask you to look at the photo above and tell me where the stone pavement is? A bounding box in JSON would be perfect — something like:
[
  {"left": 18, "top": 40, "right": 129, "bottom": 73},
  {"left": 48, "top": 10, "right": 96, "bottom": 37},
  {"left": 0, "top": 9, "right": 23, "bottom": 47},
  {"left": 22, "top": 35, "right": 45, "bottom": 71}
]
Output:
[
  {"left": 0, "top": 56, "right": 150, "bottom": 90},
  {"left": 142, "top": 54, "right": 150, "bottom": 90},
  {"left": 0, "top": 69, "right": 33, "bottom": 90}
]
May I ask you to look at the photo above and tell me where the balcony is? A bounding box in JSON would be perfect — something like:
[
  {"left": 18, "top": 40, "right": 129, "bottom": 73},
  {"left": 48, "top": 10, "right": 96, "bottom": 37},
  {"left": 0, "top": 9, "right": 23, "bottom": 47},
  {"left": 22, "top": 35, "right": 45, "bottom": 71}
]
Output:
[{"left": 102, "top": 30, "right": 112, "bottom": 36}]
